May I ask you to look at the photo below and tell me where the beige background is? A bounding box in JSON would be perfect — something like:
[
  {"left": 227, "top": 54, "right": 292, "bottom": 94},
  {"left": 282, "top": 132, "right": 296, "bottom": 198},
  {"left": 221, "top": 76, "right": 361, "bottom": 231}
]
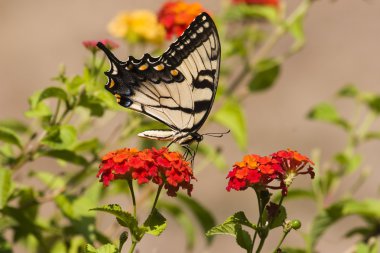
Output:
[{"left": 1, "top": 0, "right": 380, "bottom": 252}]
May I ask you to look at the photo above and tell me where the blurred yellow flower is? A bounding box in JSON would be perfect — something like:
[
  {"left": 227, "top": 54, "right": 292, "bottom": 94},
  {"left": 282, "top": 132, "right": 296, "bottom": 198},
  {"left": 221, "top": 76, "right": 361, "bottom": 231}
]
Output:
[{"left": 107, "top": 10, "right": 165, "bottom": 44}]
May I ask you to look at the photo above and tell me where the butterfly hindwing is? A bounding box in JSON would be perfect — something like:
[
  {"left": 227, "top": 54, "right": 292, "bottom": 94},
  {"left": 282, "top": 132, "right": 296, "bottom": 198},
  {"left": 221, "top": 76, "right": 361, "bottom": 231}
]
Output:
[{"left": 98, "top": 12, "right": 220, "bottom": 144}]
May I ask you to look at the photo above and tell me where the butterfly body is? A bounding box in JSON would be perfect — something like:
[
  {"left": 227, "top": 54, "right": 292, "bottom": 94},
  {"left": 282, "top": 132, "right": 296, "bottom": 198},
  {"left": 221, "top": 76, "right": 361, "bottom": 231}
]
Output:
[{"left": 98, "top": 12, "right": 220, "bottom": 147}]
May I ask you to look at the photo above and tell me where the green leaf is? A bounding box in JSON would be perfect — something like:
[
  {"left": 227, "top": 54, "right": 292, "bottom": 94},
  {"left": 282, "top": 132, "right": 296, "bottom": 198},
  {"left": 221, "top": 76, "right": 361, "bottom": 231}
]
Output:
[
  {"left": 0, "top": 235, "right": 12, "bottom": 253},
  {"left": 41, "top": 125, "right": 77, "bottom": 150},
  {"left": 307, "top": 200, "right": 348, "bottom": 251},
  {"left": 224, "top": 4, "right": 279, "bottom": 23},
  {"left": 55, "top": 194, "right": 76, "bottom": 219},
  {"left": 337, "top": 84, "right": 359, "bottom": 98},
  {"left": 30, "top": 170, "right": 65, "bottom": 190},
  {"left": 212, "top": 98, "right": 247, "bottom": 149},
  {"left": 85, "top": 244, "right": 117, "bottom": 253},
  {"left": 25, "top": 91, "right": 52, "bottom": 118},
  {"left": 334, "top": 152, "right": 362, "bottom": 173},
  {"left": 78, "top": 93, "right": 105, "bottom": 117},
  {"left": 287, "top": 13, "right": 305, "bottom": 51},
  {"left": 73, "top": 138, "right": 102, "bottom": 152},
  {"left": 118, "top": 231, "right": 128, "bottom": 253},
  {"left": 207, "top": 211, "right": 256, "bottom": 237},
  {"left": 66, "top": 75, "right": 84, "bottom": 94},
  {"left": 356, "top": 241, "right": 379, "bottom": 253},
  {"left": 361, "top": 94, "right": 380, "bottom": 114},
  {"left": 159, "top": 201, "right": 195, "bottom": 249},
  {"left": 38, "top": 87, "right": 68, "bottom": 103},
  {"left": 307, "top": 103, "right": 350, "bottom": 130},
  {"left": 236, "top": 226, "right": 252, "bottom": 250},
  {"left": 177, "top": 194, "right": 216, "bottom": 243},
  {"left": 0, "top": 168, "right": 12, "bottom": 209},
  {"left": 364, "top": 131, "right": 380, "bottom": 141},
  {"left": 0, "top": 119, "right": 29, "bottom": 133},
  {"left": 342, "top": 199, "right": 380, "bottom": 219},
  {"left": 91, "top": 204, "right": 138, "bottom": 230},
  {"left": 206, "top": 222, "right": 240, "bottom": 237},
  {"left": 0, "top": 128, "right": 22, "bottom": 149},
  {"left": 262, "top": 205, "right": 287, "bottom": 229},
  {"left": 143, "top": 208, "right": 167, "bottom": 236},
  {"left": 249, "top": 58, "right": 281, "bottom": 92},
  {"left": 43, "top": 149, "right": 88, "bottom": 166},
  {"left": 51, "top": 241, "right": 67, "bottom": 253}
]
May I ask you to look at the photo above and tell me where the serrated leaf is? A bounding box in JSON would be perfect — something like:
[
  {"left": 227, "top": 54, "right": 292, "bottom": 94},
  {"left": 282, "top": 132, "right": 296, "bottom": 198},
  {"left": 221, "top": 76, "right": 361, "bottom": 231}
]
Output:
[
  {"left": 38, "top": 87, "right": 68, "bottom": 103},
  {"left": 206, "top": 222, "right": 240, "bottom": 237},
  {"left": 43, "top": 149, "right": 88, "bottom": 166},
  {"left": 207, "top": 211, "right": 256, "bottom": 237},
  {"left": 85, "top": 243, "right": 117, "bottom": 253},
  {"left": 307, "top": 103, "right": 350, "bottom": 130},
  {"left": 236, "top": 226, "right": 252, "bottom": 250},
  {"left": 158, "top": 201, "right": 195, "bottom": 249},
  {"left": 91, "top": 204, "right": 138, "bottom": 230},
  {"left": 337, "top": 84, "right": 359, "bottom": 98},
  {"left": 212, "top": 98, "right": 247, "bottom": 149},
  {"left": 177, "top": 194, "right": 216, "bottom": 243},
  {"left": 0, "top": 128, "right": 22, "bottom": 149},
  {"left": 143, "top": 208, "right": 167, "bottom": 236},
  {"left": 0, "top": 168, "right": 12, "bottom": 209},
  {"left": 249, "top": 58, "right": 281, "bottom": 92}
]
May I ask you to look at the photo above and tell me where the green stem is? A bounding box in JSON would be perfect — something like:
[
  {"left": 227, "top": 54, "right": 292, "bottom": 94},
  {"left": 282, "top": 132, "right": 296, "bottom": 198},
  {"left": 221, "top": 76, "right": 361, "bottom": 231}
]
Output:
[
  {"left": 249, "top": 189, "right": 266, "bottom": 253},
  {"left": 273, "top": 231, "right": 290, "bottom": 253},
  {"left": 151, "top": 184, "right": 163, "bottom": 214},
  {"left": 128, "top": 241, "right": 137, "bottom": 253},
  {"left": 127, "top": 179, "right": 137, "bottom": 217}
]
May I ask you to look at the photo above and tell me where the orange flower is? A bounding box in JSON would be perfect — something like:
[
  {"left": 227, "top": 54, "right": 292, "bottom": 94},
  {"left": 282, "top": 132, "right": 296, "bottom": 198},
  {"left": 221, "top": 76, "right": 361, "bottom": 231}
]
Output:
[
  {"left": 97, "top": 147, "right": 195, "bottom": 196},
  {"left": 227, "top": 149, "right": 314, "bottom": 195},
  {"left": 157, "top": 1, "right": 206, "bottom": 40}
]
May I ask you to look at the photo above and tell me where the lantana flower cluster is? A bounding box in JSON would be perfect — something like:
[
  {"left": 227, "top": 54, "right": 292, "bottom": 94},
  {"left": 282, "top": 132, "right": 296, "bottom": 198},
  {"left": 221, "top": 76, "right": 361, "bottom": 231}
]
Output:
[
  {"left": 227, "top": 149, "right": 314, "bottom": 195},
  {"left": 107, "top": 10, "right": 166, "bottom": 44},
  {"left": 97, "top": 147, "right": 195, "bottom": 196},
  {"left": 157, "top": 1, "right": 206, "bottom": 39}
]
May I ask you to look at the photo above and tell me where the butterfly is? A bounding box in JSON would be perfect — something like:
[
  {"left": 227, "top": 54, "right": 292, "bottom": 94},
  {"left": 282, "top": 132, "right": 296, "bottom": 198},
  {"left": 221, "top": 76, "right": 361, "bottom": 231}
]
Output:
[{"left": 97, "top": 12, "right": 221, "bottom": 155}]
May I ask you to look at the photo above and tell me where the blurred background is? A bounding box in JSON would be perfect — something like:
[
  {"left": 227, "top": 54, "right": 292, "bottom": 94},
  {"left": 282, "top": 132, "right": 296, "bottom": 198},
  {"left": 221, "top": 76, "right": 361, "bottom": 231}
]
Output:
[{"left": 1, "top": 0, "right": 380, "bottom": 252}]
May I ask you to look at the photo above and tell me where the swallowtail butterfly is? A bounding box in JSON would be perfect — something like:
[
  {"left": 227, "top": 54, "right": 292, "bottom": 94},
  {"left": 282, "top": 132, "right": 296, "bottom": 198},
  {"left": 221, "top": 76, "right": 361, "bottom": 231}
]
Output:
[{"left": 97, "top": 12, "right": 220, "bottom": 151}]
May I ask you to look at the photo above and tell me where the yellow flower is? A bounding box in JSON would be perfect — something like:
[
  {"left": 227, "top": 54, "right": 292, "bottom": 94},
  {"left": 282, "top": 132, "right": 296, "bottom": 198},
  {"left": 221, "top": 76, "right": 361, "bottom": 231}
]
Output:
[{"left": 107, "top": 10, "right": 165, "bottom": 44}]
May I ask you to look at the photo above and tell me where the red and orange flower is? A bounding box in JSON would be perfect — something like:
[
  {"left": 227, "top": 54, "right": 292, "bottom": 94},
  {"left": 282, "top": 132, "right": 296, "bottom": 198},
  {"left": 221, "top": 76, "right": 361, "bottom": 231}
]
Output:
[
  {"left": 97, "top": 147, "right": 195, "bottom": 196},
  {"left": 226, "top": 149, "right": 314, "bottom": 195},
  {"left": 232, "top": 0, "right": 280, "bottom": 7},
  {"left": 158, "top": 1, "right": 206, "bottom": 40}
]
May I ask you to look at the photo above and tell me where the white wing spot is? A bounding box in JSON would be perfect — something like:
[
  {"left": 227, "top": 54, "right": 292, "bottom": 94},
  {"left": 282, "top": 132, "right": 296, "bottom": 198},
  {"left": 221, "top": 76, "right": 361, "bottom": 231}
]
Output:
[
  {"left": 197, "top": 27, "right": 204, "bottom": 33},
  {"left": 204, "top": 22, "right": 210, "bottom": 28},
  {"left": 191, "top": 33, "right": 197, "bottom": 39}
]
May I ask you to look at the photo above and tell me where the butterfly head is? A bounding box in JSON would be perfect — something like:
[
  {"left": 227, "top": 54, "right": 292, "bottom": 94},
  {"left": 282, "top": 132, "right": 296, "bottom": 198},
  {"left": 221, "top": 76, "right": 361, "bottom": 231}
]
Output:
[{"left": 97, "top": 42, "right": 136, "bottom": 108}]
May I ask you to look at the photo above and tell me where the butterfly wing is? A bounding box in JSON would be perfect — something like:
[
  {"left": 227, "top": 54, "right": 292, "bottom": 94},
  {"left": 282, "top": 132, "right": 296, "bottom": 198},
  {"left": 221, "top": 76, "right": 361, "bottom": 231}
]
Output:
[{"left": 98, "top": 12, "right": 220, "bottom": 141}]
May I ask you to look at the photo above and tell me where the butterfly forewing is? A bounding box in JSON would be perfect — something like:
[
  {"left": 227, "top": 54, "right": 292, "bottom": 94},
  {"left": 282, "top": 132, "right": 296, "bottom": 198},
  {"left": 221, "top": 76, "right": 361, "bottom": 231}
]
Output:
[{"left": 98, "top": 12, "right": 221, "bottom": 144}]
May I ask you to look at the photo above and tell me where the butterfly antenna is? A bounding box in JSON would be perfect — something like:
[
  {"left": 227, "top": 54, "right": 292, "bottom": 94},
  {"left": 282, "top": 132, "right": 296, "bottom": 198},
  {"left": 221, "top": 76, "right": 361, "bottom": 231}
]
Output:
[{"left": 203, "top": 129, "right": 231, "bottom": 138}]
